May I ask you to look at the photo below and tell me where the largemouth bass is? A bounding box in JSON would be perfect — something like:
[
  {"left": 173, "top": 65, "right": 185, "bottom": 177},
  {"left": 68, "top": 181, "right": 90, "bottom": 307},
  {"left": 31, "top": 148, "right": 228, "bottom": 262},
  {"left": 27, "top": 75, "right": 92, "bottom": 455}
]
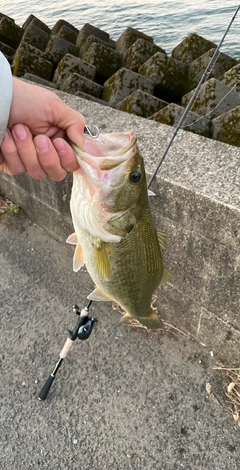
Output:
[{"left": 67, "top": 131, "right": 170, "bottom": 329}]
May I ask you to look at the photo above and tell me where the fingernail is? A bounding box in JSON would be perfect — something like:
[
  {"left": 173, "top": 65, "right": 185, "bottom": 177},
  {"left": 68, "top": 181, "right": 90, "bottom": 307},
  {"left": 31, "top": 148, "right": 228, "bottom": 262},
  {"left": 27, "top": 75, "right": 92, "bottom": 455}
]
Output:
[
  {"left": 53, "top": 138, "right": 66, "bottom": 156},
  {"left": 13, "top": 124, "right": 28, "bottom": 140},
  {"left": 35, "top": 135, "right": 50, "bottom": 153}
]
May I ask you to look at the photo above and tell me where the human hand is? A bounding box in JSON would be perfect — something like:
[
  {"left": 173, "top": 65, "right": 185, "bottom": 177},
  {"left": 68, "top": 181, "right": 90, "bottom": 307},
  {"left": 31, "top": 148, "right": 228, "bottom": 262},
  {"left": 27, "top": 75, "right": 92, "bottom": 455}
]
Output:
[{"left": 0, "top": 78, "right": 86, "bottom": 180}]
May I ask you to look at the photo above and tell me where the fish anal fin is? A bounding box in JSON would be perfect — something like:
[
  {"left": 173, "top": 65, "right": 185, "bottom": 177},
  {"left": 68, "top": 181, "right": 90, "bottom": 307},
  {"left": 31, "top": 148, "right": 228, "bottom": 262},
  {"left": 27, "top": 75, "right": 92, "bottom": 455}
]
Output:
[
  {"left": 66, "top": 232, "right": 78, "bottom": 245},
  {"left": 156, "top": 229, "right": 168, "bottom": 253},
  {"left": 94, "top": 242, "right": 111, "bottom": 280},
  {"left": 73, "top": 243, "right": 84, "bottom": 272},
  {"left": 160, "top": 266, "right": 171, "bottom": 284},
  {"left": 121, "top": 310, "right": 164, "bottom": 330},
  {"left": 87, "top": 287, "right": 110, "bottom": 302}
]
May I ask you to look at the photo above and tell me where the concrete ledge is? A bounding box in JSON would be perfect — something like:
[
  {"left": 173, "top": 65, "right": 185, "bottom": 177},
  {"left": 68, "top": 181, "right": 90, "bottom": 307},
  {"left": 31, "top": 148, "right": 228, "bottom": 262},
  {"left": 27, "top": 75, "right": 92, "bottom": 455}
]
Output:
[{"left": 0, "top": 85, "right": 239, "bottom": 365}]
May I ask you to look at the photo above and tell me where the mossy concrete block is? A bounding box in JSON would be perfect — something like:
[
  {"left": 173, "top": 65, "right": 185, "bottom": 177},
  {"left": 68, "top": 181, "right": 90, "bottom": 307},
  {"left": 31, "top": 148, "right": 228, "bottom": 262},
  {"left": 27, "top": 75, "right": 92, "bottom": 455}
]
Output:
[
  {"left": 123, "top": 38, "right": 166, "bottom": 72},
  {"left": 51, "top": 19, "right": 78, "bottom": 36},
  {"left": 188, "top": 48, "right": 238, "bottom": 90},
  {"left": 102, "top": 67, "right": 154, "bottom": 106},
  {"left": 53, "top": 53, "right": 96, "bottom": 88},
  {"left": 57, "top": 25, "right": 78, "bottom": 44},
  {"left": 22, "top": 15, "right": 51, "bottom": 34},
  {"left": 182, "top": 78, "right": 240, "bottom": 118},
  {"left": 62, "top": 72, "right": 103, "bottom": 98},
  {"left": 79, "top": 34, "right": 115, "bottom": 58},
  {"left": 172, "top": 33, "right": 216, "bottom": 64},
  {"left": 116, "top": 89, "right": 168, "bottom": 117},
  {"left": 116, "top": 26, "right": 153, "bottom": 53},
  {"left": 81, "top": 41, "right": 122, "bottom": 82},
  {"left": 0, "top": 41, "right": 15, "bottom": 57},
  {"left": 0, "top": 16, "right": 23, "bottom": 49},
  {"left": 219, "top": 63, "right": 240, "bottom": 94},
  {"left": 149, "top": 103, "right": 212, "bottom": 138},
  {"left": 212, "top": 106, "right": 240, "bottom": 146},
  {"left": 20, "top": 23, "right": 50, "bottom": 52},
  {"left": 24, "top": 73, "right": 58, "bottom": 89},
  {"left": 76, "top": 23, "right": 109, "bottom": 48},
  {"left": 45, "top": 35, "right": 79, "bottom": 66},
  {"left": 139, "top": 52, "right": 188, "bottom": 101},
  {"left": 12, "top": 45, "right": 53, "bottom": 79}
]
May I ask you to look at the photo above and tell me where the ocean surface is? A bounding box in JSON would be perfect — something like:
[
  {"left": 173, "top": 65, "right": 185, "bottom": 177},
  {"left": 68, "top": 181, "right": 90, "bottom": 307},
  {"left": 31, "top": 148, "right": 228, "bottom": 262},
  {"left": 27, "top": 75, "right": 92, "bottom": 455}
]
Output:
[{"left": 1, "top": 1, "right": 240, "bottom": 59}]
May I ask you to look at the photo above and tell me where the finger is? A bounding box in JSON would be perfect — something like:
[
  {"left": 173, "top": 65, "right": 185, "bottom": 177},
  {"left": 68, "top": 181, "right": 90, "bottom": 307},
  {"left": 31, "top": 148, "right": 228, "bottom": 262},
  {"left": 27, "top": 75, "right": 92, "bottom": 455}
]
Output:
[
  {"left": 52, "top": 138, "right": 79, "bottom": 172},
  {"left": 12, "top": 124, "right": 47, "bottom": 180},
  {"left": 34, "top": 135, "right": 67, "bottom": 181},
  {"left": 0, "top": 128, "right": 26, "bottom": 175}
]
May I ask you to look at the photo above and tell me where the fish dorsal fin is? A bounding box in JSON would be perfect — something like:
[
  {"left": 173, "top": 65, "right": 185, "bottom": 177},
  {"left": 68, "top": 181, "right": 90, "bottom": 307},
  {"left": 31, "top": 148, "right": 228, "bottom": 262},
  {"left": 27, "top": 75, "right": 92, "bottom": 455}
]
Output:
[
  {"left": 157, "top": 230, "right": 168, "bottom": 253},
  {"left": 160, "top": 266, "right": 171, "bottom": 284},
  {"left": 94, "top": 239, "right": 111, "bottom": 280},
  {"left": 148, "top": 189, "right": 156, "bottom": 197},
  {"left": 66, "top": 232, "right": 78, "bottom": 245},
  {"left": 87, "top": 287, "right": 110, "bottom": 302},
  {"left": 73, "top": 243, "right": 84, "bottom": 272}
]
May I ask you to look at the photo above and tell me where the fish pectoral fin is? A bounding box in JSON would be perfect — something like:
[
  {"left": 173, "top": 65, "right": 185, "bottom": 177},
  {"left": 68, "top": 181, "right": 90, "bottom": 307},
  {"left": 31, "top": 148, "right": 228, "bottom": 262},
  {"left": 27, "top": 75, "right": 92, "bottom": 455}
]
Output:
[
  {"left": 66, "top": 232, "right": 78, "bottom": 245},
  {"left": 73, "top": 243, "right": 84, "bottom": 272},
  {"left": 148, "top": 189, "right": 156, "bottom": 197},
  {"left": 94, "top": 243, "right": 111, "bottom": 280},
  {"left": 156, "top": 229, "right": 168, "bottom": 253},
  {"left": 160, "top": 266, "right": 171, "bottom": 284},
  {"left": 121, "top": 310, "right": 164, "bottom": 330},
  {"left": 87, "top": 287, "right": 111, "bottom": 302}
]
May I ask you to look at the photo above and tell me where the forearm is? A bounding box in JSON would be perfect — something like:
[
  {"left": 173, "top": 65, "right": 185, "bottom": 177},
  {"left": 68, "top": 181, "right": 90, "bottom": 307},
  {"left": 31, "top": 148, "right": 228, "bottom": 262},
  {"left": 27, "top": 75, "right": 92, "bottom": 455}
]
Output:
[{"left": 0, "top": 52, "right": 12, "bottom": 145}]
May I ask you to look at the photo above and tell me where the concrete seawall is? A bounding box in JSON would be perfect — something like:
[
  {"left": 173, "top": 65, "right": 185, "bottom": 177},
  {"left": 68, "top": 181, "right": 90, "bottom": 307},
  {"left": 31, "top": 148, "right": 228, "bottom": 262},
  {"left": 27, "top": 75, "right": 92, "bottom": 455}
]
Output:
[
  {"left": 0, "top": 89, "right": 239, "bottom": 365},
  {"left": 0, "top": 12, "right": 240, "bottom": 146}
]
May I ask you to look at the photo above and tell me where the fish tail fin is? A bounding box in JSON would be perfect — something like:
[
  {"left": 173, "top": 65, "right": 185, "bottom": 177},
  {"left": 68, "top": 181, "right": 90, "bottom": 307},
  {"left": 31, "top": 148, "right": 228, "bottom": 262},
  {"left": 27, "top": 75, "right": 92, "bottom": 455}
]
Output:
[{"left": 121, "top": 310, "right": 164, "bottom": 330}]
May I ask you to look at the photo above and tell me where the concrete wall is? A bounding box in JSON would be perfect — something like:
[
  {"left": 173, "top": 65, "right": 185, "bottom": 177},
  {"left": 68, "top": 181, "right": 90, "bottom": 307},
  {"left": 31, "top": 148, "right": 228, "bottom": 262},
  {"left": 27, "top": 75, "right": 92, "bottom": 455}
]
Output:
[{"left": 0, "top": 88, "right": 239, "bottom": 365}]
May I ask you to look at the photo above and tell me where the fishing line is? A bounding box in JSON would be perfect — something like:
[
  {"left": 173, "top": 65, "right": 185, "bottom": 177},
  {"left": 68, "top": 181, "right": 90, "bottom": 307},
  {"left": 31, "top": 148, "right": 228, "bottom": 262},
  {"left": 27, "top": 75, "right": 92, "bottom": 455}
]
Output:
[
  {"left": 181, "top": 79, "right": 240, "bottom": 130},
  {"left": 147, "top": 3, "right": 240, "bottom": 189}
]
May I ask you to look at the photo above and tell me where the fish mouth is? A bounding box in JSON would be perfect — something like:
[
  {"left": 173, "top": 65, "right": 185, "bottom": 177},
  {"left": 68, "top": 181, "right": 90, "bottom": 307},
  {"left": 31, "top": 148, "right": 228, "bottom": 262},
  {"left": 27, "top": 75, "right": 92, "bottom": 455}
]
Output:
[{"left": 70, "top": 132, "right": 137, "bottom": 172}]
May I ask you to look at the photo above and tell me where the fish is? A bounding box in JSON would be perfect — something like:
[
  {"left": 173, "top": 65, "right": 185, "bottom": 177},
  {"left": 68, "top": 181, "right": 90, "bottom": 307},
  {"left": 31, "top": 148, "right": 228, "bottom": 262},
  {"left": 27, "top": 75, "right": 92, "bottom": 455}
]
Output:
[{"left": 67, "top": 131, "right": 171, "bottom": 329}]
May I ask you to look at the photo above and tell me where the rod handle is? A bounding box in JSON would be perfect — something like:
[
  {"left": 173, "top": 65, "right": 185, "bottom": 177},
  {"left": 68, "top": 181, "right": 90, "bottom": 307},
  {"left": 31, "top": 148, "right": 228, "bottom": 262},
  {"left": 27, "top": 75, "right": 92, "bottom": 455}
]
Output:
[{"left": 38, "top": 374, "right": 55, "bottom": 401}]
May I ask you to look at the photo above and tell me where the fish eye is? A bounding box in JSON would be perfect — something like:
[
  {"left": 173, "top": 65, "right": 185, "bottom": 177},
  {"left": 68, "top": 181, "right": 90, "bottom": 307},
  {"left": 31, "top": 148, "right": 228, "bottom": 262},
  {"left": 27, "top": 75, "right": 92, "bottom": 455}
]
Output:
[{"left": 130, "top": 170, "right": 141, "bottom": 183}]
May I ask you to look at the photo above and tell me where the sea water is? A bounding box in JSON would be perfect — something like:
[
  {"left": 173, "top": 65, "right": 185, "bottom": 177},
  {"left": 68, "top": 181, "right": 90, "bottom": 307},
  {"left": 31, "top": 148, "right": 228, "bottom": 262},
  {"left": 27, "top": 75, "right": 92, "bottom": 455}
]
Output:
[{"left": 1, "top": 0, "right": 240, "bottom": 58}]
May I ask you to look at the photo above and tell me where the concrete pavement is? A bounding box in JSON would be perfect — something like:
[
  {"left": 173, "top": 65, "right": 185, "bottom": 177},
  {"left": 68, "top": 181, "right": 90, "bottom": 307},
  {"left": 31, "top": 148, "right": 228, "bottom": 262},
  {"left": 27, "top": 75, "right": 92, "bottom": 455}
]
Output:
[{"left": 0, "top": 211, "right": 239, "bottom": 469}]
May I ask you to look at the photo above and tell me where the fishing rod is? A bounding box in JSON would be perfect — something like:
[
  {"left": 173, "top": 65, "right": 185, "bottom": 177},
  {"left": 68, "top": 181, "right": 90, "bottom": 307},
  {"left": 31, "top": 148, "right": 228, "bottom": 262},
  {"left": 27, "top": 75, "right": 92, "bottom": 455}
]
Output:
[
  {"left": 38, "top": 301, "right": 96, "bottom": 400},
  {"left": 147, "top": 3, "right": 240, "bottom": 189}
]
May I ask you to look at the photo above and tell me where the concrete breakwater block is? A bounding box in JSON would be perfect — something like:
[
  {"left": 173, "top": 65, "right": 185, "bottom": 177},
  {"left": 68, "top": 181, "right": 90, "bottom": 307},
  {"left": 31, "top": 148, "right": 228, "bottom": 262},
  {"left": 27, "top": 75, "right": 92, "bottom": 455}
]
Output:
[
  {"left": 0, "top": 15, "right": 23, "bottom": 49},
  {"left": 115, "top": 26, "right": 153, "bottom": 53},
  {"left": 102, "top": 68, "right": 154, "bottom": 106},
  {"left": 182, "top": 78, "right": 240, "bottom": 118},
  {"left": 12, "top": 42, "right": 53, "bottom": 80},
  {"left": 24, "top": 73, "right": 58, "bottom": 89},
  {"left": 149, "top": 103, "right": 212, "bottom": 138},
  {"left": 123, "top": 38, "right": 166, "bottom": 72},
  {"left": 219, "top": 63, "right": 240, "bottom": 94},
  {"left": 76, "top": 23, "right": 109, "bottom": 48},
  {"left": 51, "top": 18, "right": 79, "bottom": 36},
  {"left": 62, "top": 72, "right": 103, "bottom": 98},
  {"left": 21, "top": 22, "right": 50, "bottom": 52},
  {"left": 188, "top": 48, "right": 238, "bottom": 90},
  {"left": 45, "top": 35, "right": 78, "bottom": 66},
  {"left": 212, "top": 106, "right": 240, "bottom": 146},
  {"left": 81, "top": 40, "right": 122, "bottom": 83},
  {"left": 56, "top": 25, "right": 78, "bottom": 44},
  {"left": 139, "top": 52, "right": 188, "bottom": 101},
  {"left": 116, "top": 90, "right": 168, "bottom": 118},
  {"left": 53, "top": 53, "right": 96, "bottom": 88},
  {"left": 172, "top": 32, "right": 217, "bottom": 64},
  {"left": 22, "top": 14, "right": 51, "bottom": 34},
  {"left": 0, "top": 11, "right": 239, "bottom": 145}
]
